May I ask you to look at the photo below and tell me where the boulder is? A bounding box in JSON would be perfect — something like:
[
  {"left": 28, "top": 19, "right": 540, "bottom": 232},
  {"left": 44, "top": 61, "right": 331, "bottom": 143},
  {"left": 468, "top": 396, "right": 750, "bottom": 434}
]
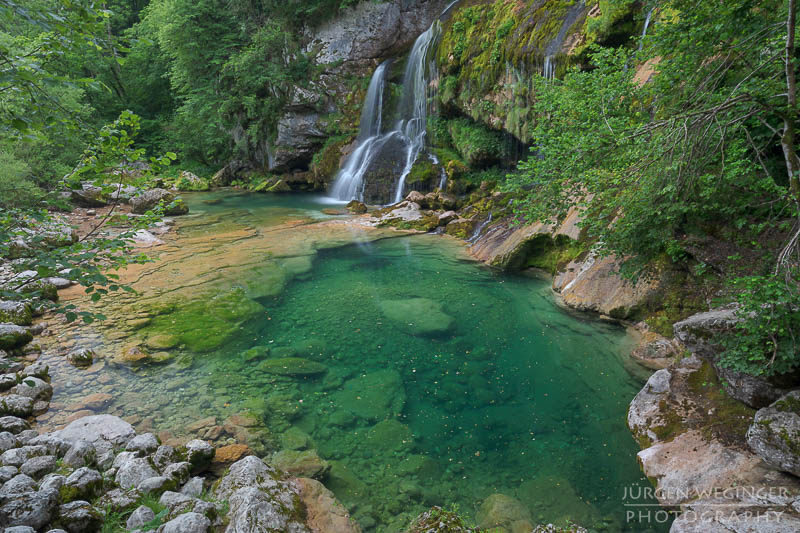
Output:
[
  {"left": 19, "top": 455, "right": 56, "bottom": 479},
  {"left": 130, "top": 188, "right": 189, "bottom": 216},
  {"left": 0, "top": 394, "right": 35, "bottom": 418},
  {"left": 0, "top": 445, "right": 46, "bottom": 467},
  {"left": 180, "top": 477, "right": 204, "bottom": 498},
  {"left": 127, "top": 505, "right": 155, "bottom": 530},
  {"left": 65, "top": 349, "right": 94, "bottom": 367},
  {"left": 0, "top": 325, "right": 32, "bottom": 351},
  {"left": 0, "top": 301, "right": 32, "bottom": 326},
  {"left": 476, "top": 493, "right": 533, "bottom": 532},
  {"left": 115, "top": 456, "right": 159, "bottom": 489},
  {"left": 62, "top": 467, "right": 103, "bottom": 501},
  {"left": 0, "top": 474, "right": 36, "bottom": 497},
  {"left": 11, "top": 376, "right": 52, "bottom": 401},
  {"left": 0, "top": 488, "right": 58, "bottom": 530},
  {"left": 157, "top": 511, "right": 211, "bottom": 533},
  {"left": 184, "top": 439, "right": 215, "bottom": 469},
  {"left": 62, "top": 440, "right": 96, "bottom": 468},
  {"left": 70, "top": 184, "right": 108, "bottom": 208},
  {"left": 331, "top": 369, "right": 406, "bottom": 421},
  {"left": 747, "top": 391, "right": 800, "bottom": 476},
  {"left": 39, "top": 474, "right": 65, "bottom": 493},
  {"left": 126, "top": 433, "right": 160, "bottom": 456},
  {"left": 224, "top": 487, "right": 310, "bottom": 533},
  {"left": 55, "top": 415, "right": 135, "bottom": 461},
  {"left": 58, "top": 500, "right": 102, "bottom": 533},
  {"left": 214, "top": 456, "right": 282, "bottom": 500},
  {"left": 0, "top": 416, "right": 29, "bottom": 434},
  {"left": 346, "top": 200, "right": 368, "bottom": 214}
]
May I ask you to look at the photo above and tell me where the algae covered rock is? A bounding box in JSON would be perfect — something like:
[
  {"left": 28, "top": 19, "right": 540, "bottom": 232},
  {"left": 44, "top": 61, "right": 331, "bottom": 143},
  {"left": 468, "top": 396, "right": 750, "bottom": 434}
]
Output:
[
  {"left": 331, "top": 369, "right": 406, "bottom": 421},
  {"left": 271, "top": 449, "right": 330, "bottom": 479},
  {"left": 0, "top": 301, "right": 32, "bottom": 327},
  {"left": 378, "top": 298, "right": 453, "bottom": 335},
  {"left": 747, "top": 390, "right": 800, "bottom": 476},
  {"left": 407, "top": 506, "right": 480, "bottom": 533},
  {"left": 258, "top": 358, "right": 327, "bottom": 377},
  {"left": 364, "top": 420, "right": 414, "bottom": 453},
  {"left": 477, "top": 493, "right": 533, "bottom": 532},
  {"left": 346, "top": 200, "right": 368, "bottom": 214}
]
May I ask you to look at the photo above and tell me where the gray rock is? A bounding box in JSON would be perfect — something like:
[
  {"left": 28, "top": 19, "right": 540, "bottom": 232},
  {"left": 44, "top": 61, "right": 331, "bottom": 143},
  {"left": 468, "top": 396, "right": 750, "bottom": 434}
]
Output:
[
  {"left": 0, "top": 488, "right": 58, "bottom": 530},
  {"left": 131, "top": 189, "right": 188, "bottom": 216},
  {"left": 112, "top": 451, "right": 137, "bottom": 469},
  {"left": 674, "top": 309, "right": 791, "bottom": 407},
  {"left": 42, "top": 277, "right": 72, "bottom": 289},
  {"left": 225, "top": 487, "right": 310, "bottom": 533},
  {"left": 62, "top": 439, "right": 96, "bottom": 468},
  {"left": 64, "top": 467, "right": 103, "bottom": 501},
  {"left": 0, "top": 416, "right": 29, "bottom": 434},
  {"left": 56, "top": 415, "right": 134, "bottom": 460},
  {"left": 162, "top": 462, "right": 190, "bottom": 485},
  {"left": 0, "top": 395, "right": 33, "bottom": 417},
  {"left": 58, "top": 500, "right": 102, "bottom": 533},
  {"left": 0, "top": 374, "right": 18, "bottom": 391},
  {"left": 747, "top": 390, "right": 800, "bottom": 476},
  {"left": 70, "top": 184, "right": 108, "bottom": 208},
  {"left": 137, "top": 476, "right": 172, "bottom": 495},
  {"left": 116, "top": 456, "right": 158, "bottom": 489},
  {"left": 65, "top": 349, "right": 93, "bottom": 367},
  {"left": 39, "top": 473, "right": 65, "bottom": 493},
  {"left": 5, "top": 526, "right": 36, "bottom": 533},
  {"left": 152, "top": 445, "right": 178, "bottom": 471},
  {"left": 0, "top": 432, "right": 17, "bottom": 452},
  {"left": 127, "top": 505, "right": 156, "bottom": 530},
  {"left": 184, "top": 440, "right": 214, "bottom": 469},
  {"left": 16, "top": 430, "right": 38, "bottom": 445},
  {"left": 19, "top": 455, "right": 56, "bottom": 479},
  {"left": 215, "top": 456, "right": 281, "bottom": 500},
  {"left": 27, "top": 435, "right": 70, "bottom": 457},
  {"left": 45, "top": 530, "right": 68, "bottom": 533},
  {"left": 0, "top": 325, "right": 32, "bottom": 351},
  {"left": 0, "top": 465, "right": 18, "bottom": 482},
  {"left": 158, "top": 490, "right": 193, "bottom": 510},
  {"left": 126, "top": 433, "right": 159, "bottom": 456},
  {"left": 156, "top": 512, "right": 210, "bottom": 533},
  {"left": 96, "top": 488, "right": 141, "bottom": 513},
  {"left": 0, "top": 474, "right": 36, "bottom": 497},
  {"left": 180, "top": 476, "right": 204, "bottom": 498},
  {"left": 11, "top": 376, "right": 52, "bottom": 401},
  {"left": 191, "top": 500, "right": 217, "bottom": 520},
  {"left": 1, "top": 445, "right": 47, "bottom": 467},
  {"left": 19, "top": 362, "right": 48, "bottom": 380}
]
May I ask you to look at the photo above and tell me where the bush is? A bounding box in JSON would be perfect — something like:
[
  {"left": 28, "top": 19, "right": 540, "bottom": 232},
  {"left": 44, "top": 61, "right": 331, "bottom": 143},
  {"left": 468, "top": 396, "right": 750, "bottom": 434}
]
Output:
[{"left": 0, "top": 152, "right": 43, "bottom": 208}]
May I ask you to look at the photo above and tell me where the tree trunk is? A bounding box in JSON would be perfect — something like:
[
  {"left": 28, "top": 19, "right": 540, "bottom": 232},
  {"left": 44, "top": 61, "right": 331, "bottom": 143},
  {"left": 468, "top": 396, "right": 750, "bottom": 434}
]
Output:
[{"left": 782, "top": 0, "right": 800, "bottom": 208}]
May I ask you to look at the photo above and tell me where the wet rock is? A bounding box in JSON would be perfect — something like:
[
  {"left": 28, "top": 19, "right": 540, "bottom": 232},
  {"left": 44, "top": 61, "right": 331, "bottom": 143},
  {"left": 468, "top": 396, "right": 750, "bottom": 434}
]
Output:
[
  {"left": 127, "top": 505, "right": 156, "bottom": 530},
  {"left": 346, "top": 200, "right": 368, "bottom": 214},
  {"left": 157, "top": 511, "right": 211, "bottom": 533},
  {"left": 747, "top": 391, "right": 800, "bottom": 476},
  {"left": 476, "top": 493, "right": 533, "bottom": 532},
  {"left": 58, "top": 500, "right": 102, "bottom": 533},
  {"left": 11, "top": 376, "right": 52, "bottom": 401},
  {"left": 131, "top": 188, "right": 189, "bottom": 216},
  {"left": 258, "top": 357, "right": 328, "bottom": 377},
  {"left": 0, "top": 325, "right": 32, "bottom": 351},
  {"left": 184, "top": 439, "right": 215, "bottom": 469},
  {"left": 0, "top": 416, "right": 29, "bottom": 434},
  {"left": 281, "top": 427, "right": 310, "bottom": 451},
  {"left": 297, "top": 477, "right": 362, "bottom": 533},
  {"left": 62, "top": 467, "right": 103, "bottom": 501},
  {"left": 271, "top": 449, "right": 330, "bottom": 479},
  {"left": 19, "top": 455, "right": 56, "bottom": 479},
  {"left": 116, "top": 456, "right": 159, "bottom": 489},
  {"left": 378, "top": 298, "right": 453, "bottom": 335},
  {"left": 67, "top": 392, "right": 113, "bottom": 412},
  {"left": 62, "top": 439, "right": 96, "bottom": 468},
  {"left": 0, "top": 488, "right": 58, "bottom": 530},
  {"left": 126, "top": 433, "right": 160, "bottom": 456},
  {"left": 66, "top": 349, "right": 94, "bottom": 367},
  {"left": 19, "top": 362, "right": 48, "bottom": 379}
]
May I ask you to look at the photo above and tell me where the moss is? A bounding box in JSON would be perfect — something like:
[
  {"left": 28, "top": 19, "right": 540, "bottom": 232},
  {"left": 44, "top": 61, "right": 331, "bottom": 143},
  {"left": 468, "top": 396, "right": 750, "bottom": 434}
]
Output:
[
  {"left": 522, "top": 235, "right": 585, "bottom": 275},
  {"left": 686, "top": 362, "right": 756, "bottom": 445},
  {"left": 406, "top": 158, "right": 439, "bottom": 185},
  {"left": 774, "top": 394, "right": 800, "bottom": 414},
  {"left": 444, "top": 218, "right": 477, "bottom": 239},
  {"left": 311, "top": 135, "right": 353, "bottom": 181},
  {"left": 381, "top": 214, "right": 441, "bottom": 232}
]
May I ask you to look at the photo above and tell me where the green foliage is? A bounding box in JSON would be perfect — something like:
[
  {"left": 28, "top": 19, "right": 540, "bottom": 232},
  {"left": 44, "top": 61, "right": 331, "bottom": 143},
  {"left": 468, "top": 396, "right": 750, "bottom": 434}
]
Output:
[
  {"left": 719, "top": 274, "right": 800, "bottom": 377},
  {"left": 0, "top": 151, "right": 42, "bottom": 208},
  {"left": 431, "top": 117, "right": 506, "bottom": 168}
]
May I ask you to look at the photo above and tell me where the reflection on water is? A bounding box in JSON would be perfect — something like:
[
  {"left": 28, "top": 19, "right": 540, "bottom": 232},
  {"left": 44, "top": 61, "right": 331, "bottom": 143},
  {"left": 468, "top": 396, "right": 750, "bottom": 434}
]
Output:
[{"left": 39, "top": 192, "right": 664, "bottom": 532}]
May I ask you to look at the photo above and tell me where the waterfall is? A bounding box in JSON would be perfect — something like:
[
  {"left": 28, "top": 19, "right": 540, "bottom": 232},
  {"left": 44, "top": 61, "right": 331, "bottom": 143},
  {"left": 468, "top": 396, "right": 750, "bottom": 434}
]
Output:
[
  {"left": 541, "top": 1, "right": 586, "bottom": 80},
  {"left": 639, "top": 8, "right": 654, "bottom": 51},
  {"left": 329, "top": 61, "right": 390, "bottom": 201},
  {"left": 392, "top": 21, "right": 441, "bottom": 203},
  {"left": 330, "top": 4, "right": 455, "bottom": 204},
  {"left": 468, "top": 212, "right": 493, "bottom": 244}
]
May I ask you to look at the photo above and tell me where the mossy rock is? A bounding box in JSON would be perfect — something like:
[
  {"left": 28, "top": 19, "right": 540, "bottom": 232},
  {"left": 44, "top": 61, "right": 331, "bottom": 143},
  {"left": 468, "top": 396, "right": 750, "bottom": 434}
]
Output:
[
  {"left": 267, "top": 179, "right": 292, "bottom": 193},
  {"left": 444, "top": 218, "right": 477, "bottom": 240},
  {"left": 364, "top": 420, "right": 414, "bottom": 453},
  {"left": 144, "top": 334, "right": 180, "bottom": 351},
  {"left": 258, "top": 358, "right": 328, "bottom": 377},
  {"left": 0, "top": 301, "right": 32, "bottom": 326}
]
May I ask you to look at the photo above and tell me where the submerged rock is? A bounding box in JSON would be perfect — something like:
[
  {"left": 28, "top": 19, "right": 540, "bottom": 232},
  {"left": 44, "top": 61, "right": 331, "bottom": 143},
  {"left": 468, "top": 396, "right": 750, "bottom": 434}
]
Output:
[
  {"left": 476, "top": 493, "right": 533, "bottom": 532},
  {"left": 271, "top": 449, "right": 330, "bottom": 480},
  {"left": 297, "top": 477, "right": 362, "bottom": 533},
  {"left": 378, "top": 297, "right": 453, "bottom": 335},
  {"left": 332, "top": 369, "right": 405, "bottom": 422},
  {"left": 258, "top": 357, "right": 327, "bottom": 377}
]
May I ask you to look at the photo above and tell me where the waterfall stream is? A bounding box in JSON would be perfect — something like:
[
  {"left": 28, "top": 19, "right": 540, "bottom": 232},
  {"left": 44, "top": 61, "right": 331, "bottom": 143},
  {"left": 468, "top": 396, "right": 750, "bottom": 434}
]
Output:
[
  {"left": 541, "top": 1, "right": 586, "bottom": 80},
  {"left": 330, "top": 6, "right": 452, "bottom": 204},
  {"left": 639, "top": 8, "right": 654, "bottom": 51}
]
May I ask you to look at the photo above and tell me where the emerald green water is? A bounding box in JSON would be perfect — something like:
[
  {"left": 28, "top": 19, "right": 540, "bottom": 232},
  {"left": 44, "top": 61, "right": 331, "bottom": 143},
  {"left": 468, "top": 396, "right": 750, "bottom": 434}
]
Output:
[{"left": 44, "top": 192, "right": 664, "bottom": 532}]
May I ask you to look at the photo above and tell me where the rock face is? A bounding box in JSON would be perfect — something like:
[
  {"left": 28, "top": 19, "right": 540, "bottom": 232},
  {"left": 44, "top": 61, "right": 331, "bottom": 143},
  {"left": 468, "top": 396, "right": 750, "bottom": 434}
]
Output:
[
  {"left": 746, "top": 390, "right": 800, "bottom": 476},
  {"left": 628, "top": 356, "right": 800, "bottom": 530},
  {"left": 674, "top": 308, "right": 794, "bottom": 407},
  {"left": 130, "top": 188, "right": 189, "bottom": 216}
]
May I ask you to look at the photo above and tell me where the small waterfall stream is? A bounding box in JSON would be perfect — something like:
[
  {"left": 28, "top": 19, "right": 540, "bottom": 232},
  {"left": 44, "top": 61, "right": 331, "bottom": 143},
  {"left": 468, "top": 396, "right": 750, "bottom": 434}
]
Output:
[
  {"left": 639, "top": 8, "right": 654, "bottom": 51},
  {"left": 330, "top": 4, "right": 454, "bottom": 204},
  {"left": 541, "top": 1, "right": 586, "bottom": 80}
]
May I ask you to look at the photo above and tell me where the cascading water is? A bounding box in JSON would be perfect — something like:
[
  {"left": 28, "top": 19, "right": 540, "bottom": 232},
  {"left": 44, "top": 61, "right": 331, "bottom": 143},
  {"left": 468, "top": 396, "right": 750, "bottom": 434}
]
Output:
[
  {"left": 329, "top": 61, "right": 390, "bottom": 201},
  {"left": 639, "top": 8, "right": 654, "bottom": 51},
  {"left": 330, "top": 4, "right": 454, "bottom": 204},
  {"left": 541, "top": 1, "right": 586, "bottom": 80}
]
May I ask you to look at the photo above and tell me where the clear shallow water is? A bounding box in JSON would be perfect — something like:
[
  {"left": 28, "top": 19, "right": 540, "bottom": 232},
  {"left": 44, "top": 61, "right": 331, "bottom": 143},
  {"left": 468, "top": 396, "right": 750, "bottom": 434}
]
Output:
[{"left": 43, "top": 192, "right": 664, "bottom": 532}]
